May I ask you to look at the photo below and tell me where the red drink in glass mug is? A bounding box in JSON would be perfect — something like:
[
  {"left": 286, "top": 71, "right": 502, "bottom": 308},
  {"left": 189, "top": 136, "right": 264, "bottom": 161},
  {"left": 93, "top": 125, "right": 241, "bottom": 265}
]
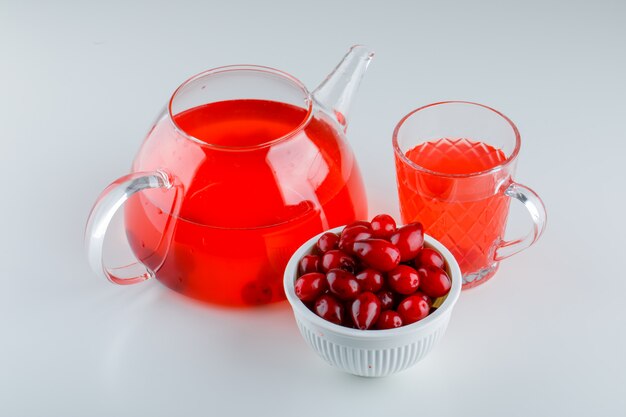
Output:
[{"left": 393, "top": 102, "right": 546, "bottom": 288}]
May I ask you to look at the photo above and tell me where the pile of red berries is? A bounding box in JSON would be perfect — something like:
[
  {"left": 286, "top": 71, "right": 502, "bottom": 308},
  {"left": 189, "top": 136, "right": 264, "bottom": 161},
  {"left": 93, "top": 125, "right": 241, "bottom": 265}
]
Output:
[{"left": 294, "top": 214, "right": 452, "bottom": 330}]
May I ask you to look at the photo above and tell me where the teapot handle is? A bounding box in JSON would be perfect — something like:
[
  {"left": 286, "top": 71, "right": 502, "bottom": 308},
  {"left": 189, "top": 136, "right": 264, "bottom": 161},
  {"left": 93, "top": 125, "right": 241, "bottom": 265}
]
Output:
[{"left": 84, "top": 170, "right": 173, "bottom": 284}]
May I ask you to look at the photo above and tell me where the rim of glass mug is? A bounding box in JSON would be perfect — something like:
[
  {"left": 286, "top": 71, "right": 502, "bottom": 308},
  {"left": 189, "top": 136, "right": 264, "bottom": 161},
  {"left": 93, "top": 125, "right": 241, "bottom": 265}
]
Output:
[
  {"left": 167, "top": 65, "right": 314, "bottom": 151},
  {"left": 392, "top": 101, "right": 521, "bottom": 178}
]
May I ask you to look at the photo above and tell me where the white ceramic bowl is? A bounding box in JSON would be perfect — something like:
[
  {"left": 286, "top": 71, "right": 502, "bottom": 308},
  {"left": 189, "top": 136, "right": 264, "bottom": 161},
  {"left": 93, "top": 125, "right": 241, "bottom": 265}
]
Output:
[{"left": 284, "top": 226, "right": 462, "bottom": 377}]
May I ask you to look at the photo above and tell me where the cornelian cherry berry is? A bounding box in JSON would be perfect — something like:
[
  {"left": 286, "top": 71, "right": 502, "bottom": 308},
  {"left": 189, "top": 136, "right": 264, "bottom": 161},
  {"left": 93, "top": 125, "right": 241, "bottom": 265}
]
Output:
[
  {"left": 320, "top": 249, "right": 356, "bottom": 273},
  {"left": 376, "top": 290, "right": 395, "bottom": 311},
  {"left": 413, "top": 291, "right": 433, "bottom": 307},
  {"left": 314, "top": 294, "right": 344, "bottom": 325},
  {"left": 294, "top": 272, "right": 328, "bottom": 302},
  {"left": 344, "top": 220, "right": 371, "bottom": 230},
  {"left": 342, "top": 300, "right": 356, "bottom": 328},
  {"left": 350, "top": 292, "right": 381, "bottom": 330},
  {"left": 397, "top": 294, "right": 430, "bottom": 325},
  {"left": 375, "top": 310, "right": 403, "bottom": 329},
  {"left": 298, "top": 214, "right": 451, "bottom": 330},
  {"left": 338, "top": 226, "right": 373, "bottom": 251},
  {"left": 389, "top": 223, "right": 424, "bottom": 262},
  {"left": 327, "top": 269, "right": 361, "bottom": 301},
  {"left": 370, "top": 214, "right": 396, "bottom": 239},
  {"left": 418, "top": 265, "right": 451, "bottom": 298},
  {"left": 316, "top": 232, "right": 339, "bottom": 253},
  {"left": 415, "top": 248, "right": 445, "bottom": 269},
  {"left": 387, "top": 265, "right": 420, "bottom": 295},
  {"left": 347, "top": 239, "right": 401, "bottom": 272},
  {"left": 355, "top": 268, "right": 384, "bottom": 292},
  {"left": 298, "top": 254, "right": 320, "bottom": 275}
]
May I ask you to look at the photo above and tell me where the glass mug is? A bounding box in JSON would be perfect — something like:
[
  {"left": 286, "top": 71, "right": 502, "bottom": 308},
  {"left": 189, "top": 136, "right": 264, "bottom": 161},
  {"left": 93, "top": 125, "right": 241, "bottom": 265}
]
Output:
[
  {"left": 85, "top": 46, "right": 373, "bottom": 306},
  {"left": 393, "top": 102, "right": 546, "bottom": 288}
]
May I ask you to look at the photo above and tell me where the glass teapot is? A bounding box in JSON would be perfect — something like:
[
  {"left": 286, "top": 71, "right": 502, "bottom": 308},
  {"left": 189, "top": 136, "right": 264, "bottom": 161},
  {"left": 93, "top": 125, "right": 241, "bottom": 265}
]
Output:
[{"left": 85, "top": 46, "right": 373, "bottom": 306}]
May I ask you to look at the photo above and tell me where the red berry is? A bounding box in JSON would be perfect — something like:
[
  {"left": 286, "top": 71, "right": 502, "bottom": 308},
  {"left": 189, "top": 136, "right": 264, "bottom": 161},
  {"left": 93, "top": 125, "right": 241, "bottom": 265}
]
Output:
[
  {"left": 320, "top": 249, "right": 356, "bottom": 273},
  {"left": 338, "top": 226, "right": 373, "bottom": 251},
  {"left": 387, "top": 265, "right": 420, "bottom": 295},
  {"left": 347, "top": 239, "right": 401, "bottom": 272},
  {"left": 370, "top": 214, "right": 396, "bottom": 239},
  {"left": 316, "top": 232, "right": 339, "bottom": 253},
  {"left": 389, "top": 223, "right": 424, "bottom": 262},
  {"left": 327, "top": 269, "right": 361, "bottom": 301},
  {"left": 350, "top": 292, "right": 381, "bottom": 330},
  {"left": 376, "top": 290, "right": 395, "bottom": 311},
  {"left": 415, "top": 248, "right": 445, "bottom": 269},
  {"left": 375, "top": 310, "right": 403, "bottom": 330},
  {"left": 294, "top": 272, "right": 328, "bottom": 302},
  {"left": 298, "top": 254, "right": 320, "bottom": 275},
  {"left": 342, "top": 300, "right": 356, "bottom": 328},
  {"left": 355, "top": 268, "right": 384, "bottom": 293},
  {"left": 344, "top": 220, "right": 372, "bottom": 230},
  {"left": 314, "top": 294, "right": 344, "bottom": 325},
  {"left": 413, "top": 291, "right": 433, "bottom": 307},
  {"left": 418, "top": 265, "right": 452, "bottom": 298},
  {"left": 397, "top": 295, "right": 430, "bottom": 324}
]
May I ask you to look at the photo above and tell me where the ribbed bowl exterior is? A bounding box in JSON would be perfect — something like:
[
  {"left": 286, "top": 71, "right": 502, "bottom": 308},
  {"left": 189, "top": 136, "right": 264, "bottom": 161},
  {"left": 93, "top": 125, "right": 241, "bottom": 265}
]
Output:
[{"left": 294, "top": 312, "right": 451, "bottom": 377}]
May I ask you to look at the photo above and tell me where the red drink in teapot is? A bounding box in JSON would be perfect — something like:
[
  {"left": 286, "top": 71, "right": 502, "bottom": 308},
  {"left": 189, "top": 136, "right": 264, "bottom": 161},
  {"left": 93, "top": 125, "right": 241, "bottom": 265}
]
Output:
[
  {"left": 85, "top": 47, "right": 374, "bottom": 306},
  {"left": 125, "top": 99, "right": 366, "bottom": 305}
]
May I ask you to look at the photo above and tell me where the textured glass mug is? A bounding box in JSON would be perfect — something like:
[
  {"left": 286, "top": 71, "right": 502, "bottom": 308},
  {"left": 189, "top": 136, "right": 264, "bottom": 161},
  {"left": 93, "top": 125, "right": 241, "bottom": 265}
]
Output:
[{"left": 393, "top": 102, "right": 546, "bottom": 288}]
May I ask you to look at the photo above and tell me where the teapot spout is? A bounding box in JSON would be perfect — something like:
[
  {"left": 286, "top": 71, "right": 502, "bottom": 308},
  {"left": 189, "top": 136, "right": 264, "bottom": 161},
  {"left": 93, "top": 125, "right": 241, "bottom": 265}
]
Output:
[{"left": 312, "top": 45, "right": 374, "bottom": 129}]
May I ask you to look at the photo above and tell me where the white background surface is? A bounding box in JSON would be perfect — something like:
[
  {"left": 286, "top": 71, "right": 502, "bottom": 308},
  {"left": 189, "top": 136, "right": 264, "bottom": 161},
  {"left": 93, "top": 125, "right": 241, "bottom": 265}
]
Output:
[{"left": 2, "top": 0, "right": 625, "bottom": 416}]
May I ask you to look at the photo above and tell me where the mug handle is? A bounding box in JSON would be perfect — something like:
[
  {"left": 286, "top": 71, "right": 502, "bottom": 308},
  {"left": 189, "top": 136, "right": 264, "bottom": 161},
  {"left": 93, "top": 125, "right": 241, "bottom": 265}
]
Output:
[
  {"left": 84, "top": 170, "right": 173, "bottom": 284},
  {"left": 495, "top": 182, "right": 547, "bottom": 261}
]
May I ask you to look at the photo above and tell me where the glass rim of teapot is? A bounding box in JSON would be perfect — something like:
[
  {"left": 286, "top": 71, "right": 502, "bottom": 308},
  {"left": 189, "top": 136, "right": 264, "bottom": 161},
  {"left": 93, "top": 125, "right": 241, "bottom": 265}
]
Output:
[
  {"left": 167, "top": 65, "right": 315, "bottom": 151},
  {"left": 392, "top": 101, "right": 522, "bottom": 178}
]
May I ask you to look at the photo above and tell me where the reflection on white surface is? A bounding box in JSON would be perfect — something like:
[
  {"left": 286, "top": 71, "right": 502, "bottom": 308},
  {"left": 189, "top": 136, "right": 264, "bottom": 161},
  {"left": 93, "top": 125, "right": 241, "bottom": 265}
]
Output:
[{"left": 98, "top": 282, "right": 306, "bottom": 396}]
